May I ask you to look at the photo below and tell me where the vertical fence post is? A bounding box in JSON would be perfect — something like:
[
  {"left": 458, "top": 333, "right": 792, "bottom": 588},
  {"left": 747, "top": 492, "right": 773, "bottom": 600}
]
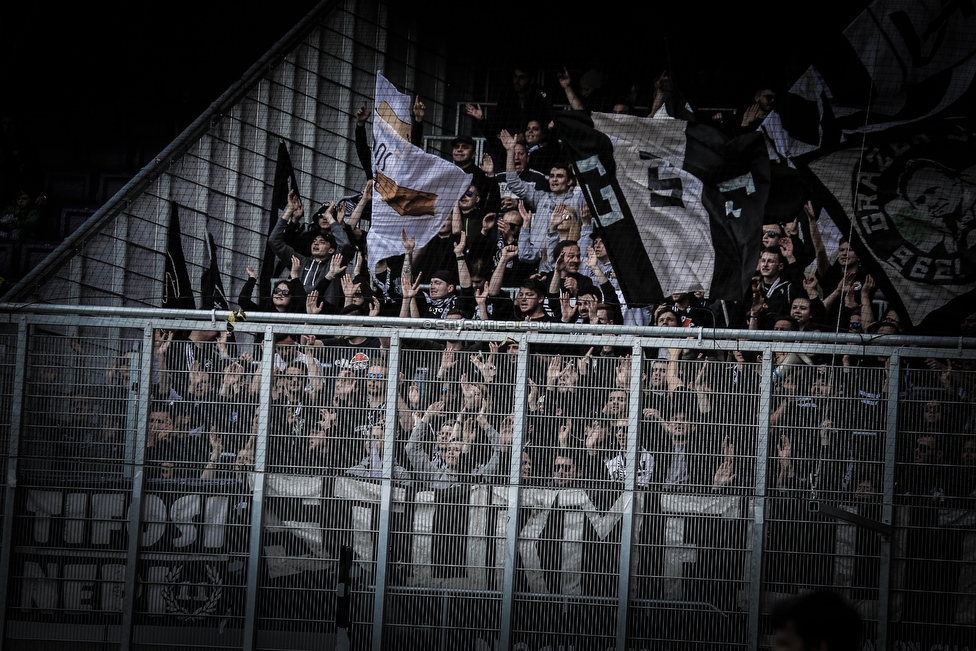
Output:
[
  {"left": 119, "top": 324, "right": 156, "bottom": 651},
  {"left": 371, "top": 330, "right": 401, "bottom": 651},
  {"left": 0, "top": 319, "right": 28, "bottom": 644},
  {"left": 243, "top": 328, "right": 276, "bottom": 651},
  {"left": 615, "top": 340, "right": 645, "bottom": 650},
  {"left": 747, "top": 345, "right": 774, "bottom": 650},
  {"left": 877, "top": 350, "right": 900, "bottom": 651},
  {"left": 498, "top": 335, "right": 531, "bottom": 651}
]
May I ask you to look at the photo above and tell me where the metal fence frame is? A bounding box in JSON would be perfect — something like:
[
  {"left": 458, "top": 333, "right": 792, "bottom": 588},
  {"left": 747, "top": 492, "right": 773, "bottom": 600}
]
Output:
[{"left": 0, "top": 305, "right": 973, "bottom": 651}]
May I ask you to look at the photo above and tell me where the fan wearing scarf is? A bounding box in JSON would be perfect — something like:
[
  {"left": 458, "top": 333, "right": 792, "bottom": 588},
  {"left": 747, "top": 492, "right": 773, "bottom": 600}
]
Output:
[{"left": 418, "top": 269, "right": 458, "bottom": 319}]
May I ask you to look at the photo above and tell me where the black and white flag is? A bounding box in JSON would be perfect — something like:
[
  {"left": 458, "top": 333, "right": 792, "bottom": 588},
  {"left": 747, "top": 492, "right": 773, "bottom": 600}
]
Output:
[
  {"left": 806, "top": 116, "right": 976, "bottom": 327},
  {"left": 559, "top": 112, "right": 770, "bottom": 306}
]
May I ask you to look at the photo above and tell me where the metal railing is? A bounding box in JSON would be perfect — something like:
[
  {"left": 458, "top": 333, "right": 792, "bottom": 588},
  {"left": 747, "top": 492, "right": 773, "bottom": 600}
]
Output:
[{"left": 0, "top": 306, "right": 973, "bottom": 651}]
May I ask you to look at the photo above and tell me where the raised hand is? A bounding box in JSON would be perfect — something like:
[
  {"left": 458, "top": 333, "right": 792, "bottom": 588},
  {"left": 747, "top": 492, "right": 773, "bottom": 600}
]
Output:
[
  {"left": 585, "top": 247, "right": 600, "bottom": 270},
  {"left": 306, "top": 290, "right": 323, "bottom": 315},
  {"left": 340, "top": 274, "right": 356, "bottom": 298},
  {"left": 401, "top": 228, "right": 416, "bottom": 253},
  {"left": 401, "top": 272, "right": 422, "bottom": 299},
  {"left": 499, "top": 129, "right": 517, "bottom": 151},
  {"left": 546, "top": 355, "right": 563, "bottom": 386},
  {"left": 153, "top": 330, "right": 174, "bottom": 357},
  {"left": 500, "top": 244, "right": 519, "bottom": 262},
  {"left": 453, "top": 231, "right": 467, "bottom": 258},
  {"left": 246, "top": 265, "right": 258, "bottom": 280},
  {"left": 287, "top": 189, "right": 304, "bottom": 221},
  {"left": 482, "top": 212, "right": 498, "bottom": 235},
  {"left": 558, "top": 418, "right": 572, "bottom": 447},
  {"left": 556, "top": 66, "right": 572, "bottom": 89},
  {"left": 325, "top": 253, "right": 347, "bottom": 280},
  {"left": 780, "top": 235, "right": 794, "bottom": 259},
  {"left": 776, "top": 434, "right": 792, "bottom": 468},
  {"left": 464, "top": 103, "right": 484, "bottom": 121},
  {"left": 480, "top": 153, "right": 495, "bottom": 176},
  {"left": 518, "top": 200, "right": 533, "bottom": 229},
  {"left": 355, "top": 102, "right": 369, "bottom": 126},
  {"left": 558, "top": 291, "right": 576, "bottom": 322},
  {"left": 413, "top": 95, "right": 426, "bottom": 123}
]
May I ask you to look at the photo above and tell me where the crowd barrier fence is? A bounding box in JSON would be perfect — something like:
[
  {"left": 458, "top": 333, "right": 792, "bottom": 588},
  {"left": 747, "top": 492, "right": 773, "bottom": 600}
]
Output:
[{"left": 0, "top": 306, "right": 973, "bottom": 651}]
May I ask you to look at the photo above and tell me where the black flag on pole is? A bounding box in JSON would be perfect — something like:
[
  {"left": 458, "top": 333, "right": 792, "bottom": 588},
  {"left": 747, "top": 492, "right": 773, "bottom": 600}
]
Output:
[
  {"left": 162, "top": 201, "right": 196, "bottom": 310},
  {"left": 259, "top": 142, "right": 299, "bottom": 291},
  {"left": 201, "top": 232, "right": 229, "bottom": 311}
]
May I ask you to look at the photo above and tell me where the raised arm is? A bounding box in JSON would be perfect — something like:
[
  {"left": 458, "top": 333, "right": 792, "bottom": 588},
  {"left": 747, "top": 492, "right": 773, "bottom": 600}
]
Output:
[
  {"left": 346, "top": 180, "right": 373, "bottom": 237},
  {"left": 399, "top": 272, "right": 422, "bottom": 319},
  {"left": 488, "top": 244, "right": 518, "bottom": 297},
  {"left": 269, "top": 189, "right": 303, "bottom": 265},
  {"left": 804, "top": 201, "right": 831, "bottom": 277},
  {"left": 354, "top": 102, "right": 373, "bottom": 178},
  {"left": 238, "top": 266, "right": 261, "bottom": 311},
  {"left": 454, "top": 232, "right": 471, "bottom": 289},
  {"left": 557, "top": 67, "right": 585, "bottom": 111}
]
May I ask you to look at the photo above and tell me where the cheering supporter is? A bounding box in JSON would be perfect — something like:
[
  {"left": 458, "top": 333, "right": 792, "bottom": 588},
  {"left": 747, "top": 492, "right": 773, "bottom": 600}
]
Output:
[
  {"left": 239, "top": 269, "right": 305, "bottom": 315},
  {"left": 541, "top": 240, "right": 600, "bottom": 306},
  {"left": 269, "top": 189, "right": 350, "bottom": 300},
  {"left": 745, "top": 247, "right": 794, "bottom": 328},
  {"left": 498, "top": 130, "right": 585, "bottom": 267},
  {"left": 405, "top": 399, "right": 501, "bottom": 490},
  {"left": 484, "top": 141, "right": 549, "bottom": 214}
]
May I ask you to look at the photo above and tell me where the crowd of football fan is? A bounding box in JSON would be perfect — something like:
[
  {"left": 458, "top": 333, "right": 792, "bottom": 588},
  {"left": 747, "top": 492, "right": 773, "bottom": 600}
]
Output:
[
  {"left": 24, "top": 66, "right": 976, "bottom": 512},
  {"left": 243, "top": 66, "right": 916, "bottom": 339}
]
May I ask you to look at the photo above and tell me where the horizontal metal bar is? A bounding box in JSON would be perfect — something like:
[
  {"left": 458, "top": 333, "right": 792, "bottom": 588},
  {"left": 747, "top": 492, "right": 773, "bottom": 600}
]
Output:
[
  {"left": 2, "top": 303, "right": 973, "bottom": 349},
  {"left": 2, "top": 306, "right": 974, "bottom": 357},
  {"left": 814, "top": 501, "right": 894, "bottom": 536}
]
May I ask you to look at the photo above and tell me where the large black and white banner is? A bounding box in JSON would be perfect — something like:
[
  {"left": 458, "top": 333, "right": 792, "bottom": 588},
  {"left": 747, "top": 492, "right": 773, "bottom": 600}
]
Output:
[
  {"left": 559, "top": 112, "right": 770, "bottom": 305},
  {"left": 10, "top": 477, "right": 975, "bottom": 650},
  {"left": 805, "top": 117, "right": 976, "bottom": 326}
]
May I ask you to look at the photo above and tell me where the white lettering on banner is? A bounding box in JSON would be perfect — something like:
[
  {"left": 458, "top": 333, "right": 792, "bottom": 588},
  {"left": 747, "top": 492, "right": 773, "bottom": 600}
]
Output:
[
  {"left": 91, "top": 494, "right": 126, "bottom": 544},
  {"left": 100, "top": 563, "right": 126, "bottom": 611},
  {"left": 409, "top": 486, "right": 491, "bottom": 590},
  {"left": 664, "top": 517, "right": 697, "bottom": 601},
  {"left": 21, "top": 562, "right": 129, "bottom": 613},
  {"left": 21, "top": 562, "right": 58, "bottom": 611},
  {"left": 25, "top": 490, "right": 61, "bottom": 543},
  {"left": 24, "top": 489, "right": 233, "bottom": 549},
  {"left": 64, "top": 493, "right": 87, "bottom": 544},
  {"left": 137, "top": 495, "right": 167, "bottom": 546},
  {"left": 146, "top": 566, "right": 168, "bottom": 614},
  {"left": 202, "top": 497, "right": 229, "bottom": 549},
  {"left": 660, "top": 492, "right": 741, "bottom": 601},
  {"left": 170, "top": 495, "right": 202, "bottom": 548},
  {"left": 515, "top": 488, "right": 637, "bottom": 596},
  {"left": 63, "top": 564, "right": 97, "bottom": 613}
]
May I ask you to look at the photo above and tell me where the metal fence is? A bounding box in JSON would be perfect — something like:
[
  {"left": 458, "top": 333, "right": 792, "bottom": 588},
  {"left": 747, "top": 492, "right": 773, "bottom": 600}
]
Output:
[{"left": 0, "top": 306, "right": 973, "bottom": 651}]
